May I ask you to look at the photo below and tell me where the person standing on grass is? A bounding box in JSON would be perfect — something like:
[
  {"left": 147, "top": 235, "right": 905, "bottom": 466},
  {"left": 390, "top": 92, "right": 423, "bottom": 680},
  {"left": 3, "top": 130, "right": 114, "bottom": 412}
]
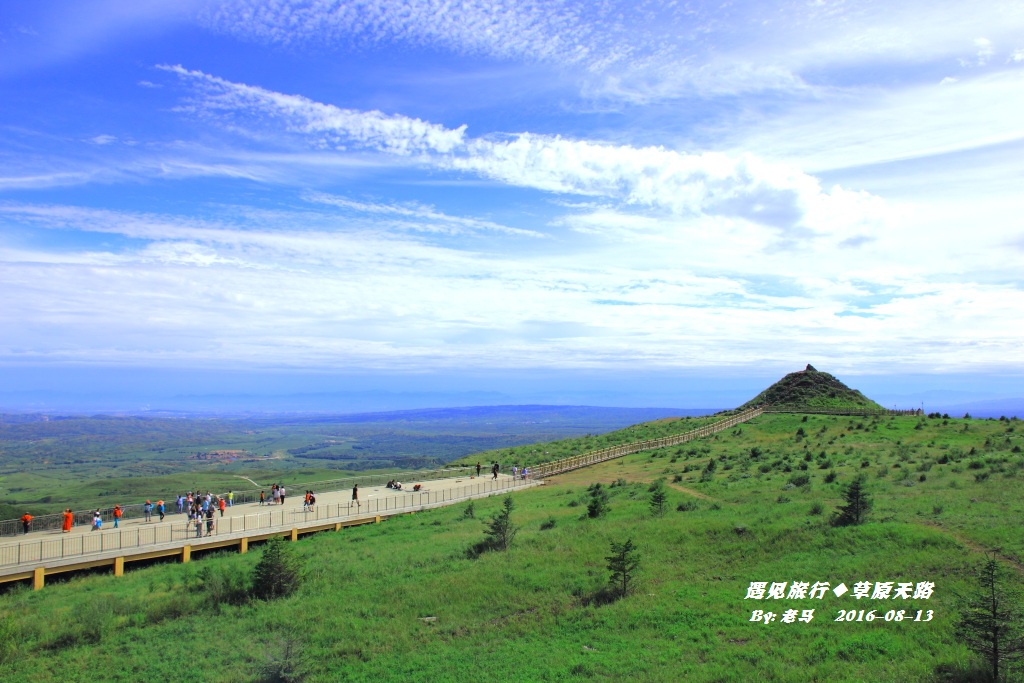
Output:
[
  {"left": 62, "top": 508, "right": 73, "bottom": 533},
  {"left": 113, "top": 504, "right": 122, "bottom": 528},
  {"left": 352, "top": 484, "right": 360, "bottom": 509},
  {"left": 143, "top": 500, "right": 153, "bottom": 522},
  {"left": 20, "top": 512, "right": 32, "bottom": 534}
]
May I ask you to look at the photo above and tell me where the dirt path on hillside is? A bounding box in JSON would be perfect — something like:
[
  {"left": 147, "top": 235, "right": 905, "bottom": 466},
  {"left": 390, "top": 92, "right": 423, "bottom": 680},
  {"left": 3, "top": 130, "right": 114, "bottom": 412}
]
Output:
[
  {"left": 918, "top": 520, "right": 1024, "bottom": 574},
  {"left": 667, "top": 482, "right": 720, "bottom": 503},
  {"left": 234, "top": 475, "right": 261, "bottom": 487}
]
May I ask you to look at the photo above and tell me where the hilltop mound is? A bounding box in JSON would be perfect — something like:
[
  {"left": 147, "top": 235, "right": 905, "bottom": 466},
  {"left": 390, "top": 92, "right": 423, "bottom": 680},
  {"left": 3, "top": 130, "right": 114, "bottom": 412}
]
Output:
[{"left": 741, "top": 365, "right": 884, "bottom": 411}]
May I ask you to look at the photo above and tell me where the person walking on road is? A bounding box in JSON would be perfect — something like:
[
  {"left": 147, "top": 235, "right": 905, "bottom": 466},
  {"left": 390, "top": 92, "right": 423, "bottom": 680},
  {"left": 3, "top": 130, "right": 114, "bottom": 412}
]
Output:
[
  {"left": 143, "top": 500, "right": 153, "bottom": 522},
  {"left": 279, "top": 485, "right": 286, "bottom": 505},
  {"left": 492, "top": 463, "right": 499, "bottom": 480},
  {"left": 113, "top": 504, "right": 122, "bottom": 528},
  {"left": 352, "top": 484, "right": 360, "bottom": 510},
  {"left": 92, "top": 510, "right": 102, "bottom": 531},
  {"left": 20, "top": 512, "right": 32, "bottom": 534},
  {"left": 157, "top": 500, "right": 166, "bottom": 522},
  {"left": 476, "top": 462, "right": 481, "bottom": 477},
  {"left": 218, "top": 497, "right": 226, "bottom": 517}
]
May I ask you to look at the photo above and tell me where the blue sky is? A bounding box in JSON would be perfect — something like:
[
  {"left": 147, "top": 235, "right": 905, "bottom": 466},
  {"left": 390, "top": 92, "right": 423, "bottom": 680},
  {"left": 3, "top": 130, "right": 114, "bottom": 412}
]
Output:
[{"left": 1, "top": 0, "right": 1023, "bottom": 412}]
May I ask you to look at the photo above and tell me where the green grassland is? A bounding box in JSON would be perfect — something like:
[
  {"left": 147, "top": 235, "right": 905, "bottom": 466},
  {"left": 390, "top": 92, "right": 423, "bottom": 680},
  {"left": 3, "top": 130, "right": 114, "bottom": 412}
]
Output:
[{"left": 2, "top": 412, "right": 1022, "bottom": 681}]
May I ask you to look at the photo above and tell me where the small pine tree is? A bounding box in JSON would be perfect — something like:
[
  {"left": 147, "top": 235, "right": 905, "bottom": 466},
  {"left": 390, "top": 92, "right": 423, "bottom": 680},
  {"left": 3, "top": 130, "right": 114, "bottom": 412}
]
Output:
[
  {"left": 587, "top": 483, "right": 609, "bottom": 518},
  {"left": 700, "top": 458, "right": 716, "bottom": 483},
  {"left": 606, "top": 538, "right": 641, "bottom": 599},
  {"left": 649, "top": 486, "right": 668, "bottom": 517},
  {"left": 956, "top": 557, "right": 1024, "bottom": 682},
  {"left": 834, "top": 476, "right": 872, "bottom": 526},
  {"left": 482, "top": 496, "right": 517, "bottom": 551},
  {"left": 251, "top": 536, "right": 303, "bottom": 600}
]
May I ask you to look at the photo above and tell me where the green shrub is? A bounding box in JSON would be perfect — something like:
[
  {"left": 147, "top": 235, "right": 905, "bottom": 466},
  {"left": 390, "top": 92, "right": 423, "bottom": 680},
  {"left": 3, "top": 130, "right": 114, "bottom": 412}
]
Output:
[
  {"left": 788, "top": 473, "right": 811, "bottom": 488},
  {"left": 251, "top": 536, "right": 303, "bottom": 600}
]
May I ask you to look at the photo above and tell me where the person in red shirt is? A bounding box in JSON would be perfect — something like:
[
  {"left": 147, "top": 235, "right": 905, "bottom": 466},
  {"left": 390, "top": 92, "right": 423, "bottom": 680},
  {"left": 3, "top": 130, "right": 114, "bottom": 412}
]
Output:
[
  {"left": 218, "top": 497, "right": 226, "bottom": 517},
  {"left": 62, "top": 508, "right": 73, "bottom": 532},
  {"left": 113, "top": 504, "right": 123, "bottom": 528},
  {"left": 21, "top": 513, "right": 33, "bottom": 534}
]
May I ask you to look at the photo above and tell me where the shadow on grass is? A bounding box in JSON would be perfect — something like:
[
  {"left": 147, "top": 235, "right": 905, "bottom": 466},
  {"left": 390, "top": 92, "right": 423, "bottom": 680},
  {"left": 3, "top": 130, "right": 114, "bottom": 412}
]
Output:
[
  {"left": 932, "top": 661, "right": 1001, "bottom": 682},
  {"left": 575, "top": 585, "right": 624, "bottom": 607}
]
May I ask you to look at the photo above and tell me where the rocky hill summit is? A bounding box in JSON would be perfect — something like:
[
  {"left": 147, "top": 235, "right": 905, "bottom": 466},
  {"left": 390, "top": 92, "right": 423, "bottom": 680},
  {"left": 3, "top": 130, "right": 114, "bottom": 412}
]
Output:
[{"left": 741, "top": 365, "right": 885, "bottom": 411}]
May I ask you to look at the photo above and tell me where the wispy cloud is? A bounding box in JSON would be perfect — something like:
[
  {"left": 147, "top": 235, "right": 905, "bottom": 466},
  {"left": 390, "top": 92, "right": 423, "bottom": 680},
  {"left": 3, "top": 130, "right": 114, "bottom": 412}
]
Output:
[
  {"left": 305, "top": 192, "right": 545, "bottom": 238},
  {"left": 164, "top": 67, "right": 894, "bottom": 241},
  {"left": 196, "top": 0, "right": 1024, "bottom": 102}
]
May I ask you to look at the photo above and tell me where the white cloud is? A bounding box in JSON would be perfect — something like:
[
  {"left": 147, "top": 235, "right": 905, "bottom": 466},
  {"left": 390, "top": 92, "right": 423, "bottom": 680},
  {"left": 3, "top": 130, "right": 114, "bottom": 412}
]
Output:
[
  {"left": 165, "top": 67, "right": 894, "bottom": 240},
  {"left": 2, "top": 200, "right": 1021, "bottom": 372},
  {"left": 975, "top": 37, "right": 994, "bottom": 66},
  {"left": 87, "top": 134, "right": 117, "bottom": 145}
]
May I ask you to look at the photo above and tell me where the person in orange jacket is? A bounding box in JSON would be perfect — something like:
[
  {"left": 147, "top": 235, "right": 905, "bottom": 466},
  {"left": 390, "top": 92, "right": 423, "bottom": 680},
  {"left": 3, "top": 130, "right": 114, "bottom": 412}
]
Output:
[
  {"left": 62, "top": 508, "right": 73, "bottom": 533},
  {"left": 113, "top": 504, "right": 123, "bottom": 528},
  {"left": 20, "top": 512, "right": 33, "bottom": 534},
  {"left": 218, "top": 497, "right": 226, "bottom": 517}
]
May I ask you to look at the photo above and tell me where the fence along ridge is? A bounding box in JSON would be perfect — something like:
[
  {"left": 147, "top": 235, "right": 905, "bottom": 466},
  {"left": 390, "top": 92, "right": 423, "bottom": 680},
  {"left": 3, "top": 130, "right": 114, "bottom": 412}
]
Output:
[{"left": 531, "top": 406, "right": 766, "bottom": 478}]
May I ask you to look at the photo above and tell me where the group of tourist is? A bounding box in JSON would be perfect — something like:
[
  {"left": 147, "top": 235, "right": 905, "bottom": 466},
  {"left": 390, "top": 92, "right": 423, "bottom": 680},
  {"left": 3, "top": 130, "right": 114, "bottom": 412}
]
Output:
[{"left": 14, "top": 477, "right": 445, "bottom": 536}]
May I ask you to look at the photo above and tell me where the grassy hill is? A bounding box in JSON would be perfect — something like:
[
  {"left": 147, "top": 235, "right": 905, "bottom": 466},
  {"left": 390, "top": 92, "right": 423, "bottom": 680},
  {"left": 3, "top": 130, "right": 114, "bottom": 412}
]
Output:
[
  {"left": 2, "top": 412, "right": 1022, "bottom": 681},
  {"left": 740, "top": 365, "right": 885, "bottom": 412}
]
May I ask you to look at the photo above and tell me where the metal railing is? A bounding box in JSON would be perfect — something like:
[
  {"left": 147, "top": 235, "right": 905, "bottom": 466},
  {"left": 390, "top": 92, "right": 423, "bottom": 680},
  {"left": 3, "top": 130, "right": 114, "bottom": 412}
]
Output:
[
  {"left": 0, "top": 475, "right": 533, "bottom": 568},
  {"left": 0, "top": 465, "right": 474, "bottom": 538},
  {"left": 530, "top": 406, "right": 765, "bottom": 479}
]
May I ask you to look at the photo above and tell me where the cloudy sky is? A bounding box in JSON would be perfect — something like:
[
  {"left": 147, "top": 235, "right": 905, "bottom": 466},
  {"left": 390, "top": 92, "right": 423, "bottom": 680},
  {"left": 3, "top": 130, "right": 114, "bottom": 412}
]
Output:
[{"left": 1, "top": 0, "right": 1022, "bottom": 411}]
